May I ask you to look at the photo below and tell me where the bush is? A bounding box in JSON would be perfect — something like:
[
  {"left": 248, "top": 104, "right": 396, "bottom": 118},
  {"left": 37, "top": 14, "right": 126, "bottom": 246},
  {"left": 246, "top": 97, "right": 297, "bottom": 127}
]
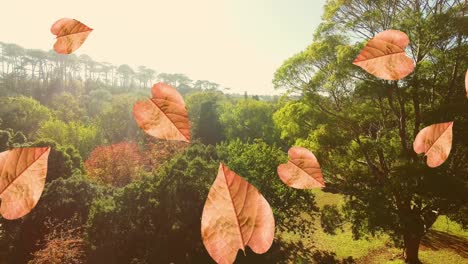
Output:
[{"left": 85, "top": 142, "right": 144, "bottom": 187}]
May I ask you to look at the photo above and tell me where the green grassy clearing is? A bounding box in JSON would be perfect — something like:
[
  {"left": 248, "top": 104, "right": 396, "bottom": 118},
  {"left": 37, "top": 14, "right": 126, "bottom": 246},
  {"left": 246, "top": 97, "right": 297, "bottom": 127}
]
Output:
[{"left": 279, "top": 190, "right": 468, "bottom": 264}]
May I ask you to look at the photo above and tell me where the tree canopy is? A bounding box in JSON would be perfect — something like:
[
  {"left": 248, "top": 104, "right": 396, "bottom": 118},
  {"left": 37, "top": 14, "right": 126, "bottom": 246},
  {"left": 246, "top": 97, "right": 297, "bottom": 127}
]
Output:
[{"left": 273, "top": 0, "right": 467, "bottom": 262}]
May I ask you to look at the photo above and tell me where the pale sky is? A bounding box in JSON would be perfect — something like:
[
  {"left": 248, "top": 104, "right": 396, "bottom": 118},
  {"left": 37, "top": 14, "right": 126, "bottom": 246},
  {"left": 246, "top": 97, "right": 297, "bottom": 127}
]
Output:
[{"left": 1, "top": 0, "right": 326, "bottom": 95}]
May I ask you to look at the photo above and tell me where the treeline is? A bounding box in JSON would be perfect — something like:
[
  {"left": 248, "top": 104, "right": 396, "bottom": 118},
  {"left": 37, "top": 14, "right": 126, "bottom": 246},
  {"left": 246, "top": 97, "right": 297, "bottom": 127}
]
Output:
[
  {"left": 0, "top": 41, "right": 205, "bottom": 91},
  {"left": 0, "top": 42, "right": 274, "bottom": 100}
]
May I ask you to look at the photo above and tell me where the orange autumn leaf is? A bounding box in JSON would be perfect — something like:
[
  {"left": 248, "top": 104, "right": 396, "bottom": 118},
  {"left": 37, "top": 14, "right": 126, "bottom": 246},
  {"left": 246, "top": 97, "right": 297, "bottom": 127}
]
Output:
[
  {"left": 201, "top": 163, "right": 275, "bottom": 264},
  {"left": 413, "top": 122, "right": 453, "bottom": 168},
  {"left": 277, "top": 147, "right": 325, "bottom": 189},
  {"left": 51, "top": 18, "right": 93, "bottom": 54},
  {"left": 353, "top": 30, "right": 415, "bottom": 80},
  {"left": 0, "top": 147, "right": 51, "bottom": 220},
  {"left": 133, "top": 82, "right": 190, "bottom": 142}
]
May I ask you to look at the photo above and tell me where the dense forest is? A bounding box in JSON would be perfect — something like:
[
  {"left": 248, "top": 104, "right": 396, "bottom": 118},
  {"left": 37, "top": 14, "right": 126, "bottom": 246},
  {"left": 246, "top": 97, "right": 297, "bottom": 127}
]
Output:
[{"left": 0, "top": 0, "right": 467, "bottom": 263}]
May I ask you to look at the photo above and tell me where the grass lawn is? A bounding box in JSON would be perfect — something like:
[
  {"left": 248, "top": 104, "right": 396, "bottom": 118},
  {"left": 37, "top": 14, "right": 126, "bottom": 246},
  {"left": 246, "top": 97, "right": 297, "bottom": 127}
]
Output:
[{"left": 278, "top": 189, "right": 468, "bottom": 264}]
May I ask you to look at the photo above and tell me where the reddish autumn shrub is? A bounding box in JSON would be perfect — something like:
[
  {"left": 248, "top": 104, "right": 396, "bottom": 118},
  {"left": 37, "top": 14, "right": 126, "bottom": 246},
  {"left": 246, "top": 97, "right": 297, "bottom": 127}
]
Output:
[
  {"left": 85, "top": 142, "right": 143, "bottom": 187},
  {"left": 30, "top": 222, "right": 85, "bottom": 264}
]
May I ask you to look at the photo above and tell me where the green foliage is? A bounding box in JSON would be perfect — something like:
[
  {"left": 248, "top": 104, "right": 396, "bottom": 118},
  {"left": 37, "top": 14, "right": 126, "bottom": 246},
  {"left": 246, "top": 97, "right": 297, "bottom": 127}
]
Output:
[
  {"left": 49, "top": 92, "right": 86, "bottom": 122},
  {"left": 158, "top": 73, "right": 192, "bottom": 89},
  {"left": 37, "top": 119, "right": 103, "bottom": 158},
  {"left": 117, "top": 64, "right": 135, "bottom": 89},
  {"left": 186, "top": 91, "right": 225, "bottom": 144},
  {"left": 196, "top": 101, "right": 224, "bottom": 145},
  {"left": 85, "top": 89, "right": 112, "bottom": 117},
  {"left": 273, "top": 100, "right": 323, "bottom": 144},
  {"left": 86, "top": 142, "right": 299, "bottom": 263},
  {"left": 0, "top": 96, "right": 52, "bottom": 137},
  {"left": 216, "top": 139, "right": 318, "bottom": 230},
  {"left": 219, "top": 99, "right": 280, "bottom": 144},
  {"left": 31, "top": 139, "right": 83, "bottom": 182},
  {"left": 39, "top": 174, "right": 102, "bottom": 224},
  {"left": 281, "top": 190, "right": 468, "bottom": 263},
  {"left": 273, "top": 1, "right": 468, "bottom": 262},
  {"left": 0, "top": 128, "right": 27, "bottom": 151},
  {"left": 86, "top": 143, "right": 219, "bottom": 263},
  {"left": 98, "top": 94, "right": 142, "bottom": 143},
  {"left": 321, "top": 204, "right": 345, "bottom": 235},
  {"left": 272, "top": 50, "right": 314, "bottom": 92}
]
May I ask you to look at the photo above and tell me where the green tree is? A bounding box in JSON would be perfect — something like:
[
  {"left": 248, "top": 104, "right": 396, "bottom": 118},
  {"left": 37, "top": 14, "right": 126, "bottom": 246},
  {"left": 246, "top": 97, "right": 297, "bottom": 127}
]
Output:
[
  {"left": 85, "top": 89, "right": 112, "bottom": 117},
  {"left": 219, "top": 99, "right": 281, "bottom": 144},
  {"left": 273, "top": 100, "right": 324, "bottom": 145},
  {"left": 117, "top": 64, "right": 135, "bottom": 89},
  {"left": 185, "top": 91, "right": 225, "bottom": 139},
  {"left": 98, "top": 94, "right": 142, "bottom": 143},
  {"left": 31, "top": 139, "right": 84, "bottom": 182},
  {"left": 193, "top": 80, "right": 220, "bottom": 91},
  {"left": 37, "top": 119, "right": 103, "bottom": 158},
  {"left": 273, "top": 1, "right": 468, "bottom": 263},
  {"left": 0, "top": 128, "right": 27, "bottom": 151},
  {"left": 0, "top": 96, "right": 52, "bottom": 137},
  {"left": 196, "top": 101, "right": 224, "bottom": 145},
  {"left": 136, "top": 65, "right": 156, "bottom": 88},
  {"left": 216, "top": 139, "right": 318, "bottom": 229},
  {"left": 49, "top": 92, "right": 86, "bottom": 122},
  {"left": 158, "top": 73, "right": 192, "bottom": 88}
]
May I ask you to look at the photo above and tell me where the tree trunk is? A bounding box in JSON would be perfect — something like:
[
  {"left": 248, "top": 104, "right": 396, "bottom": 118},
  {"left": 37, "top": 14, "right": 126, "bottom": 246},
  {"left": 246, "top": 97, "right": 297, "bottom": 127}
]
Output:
[{"left": 404, "top": 233, "right": 422, "bottom": 264}]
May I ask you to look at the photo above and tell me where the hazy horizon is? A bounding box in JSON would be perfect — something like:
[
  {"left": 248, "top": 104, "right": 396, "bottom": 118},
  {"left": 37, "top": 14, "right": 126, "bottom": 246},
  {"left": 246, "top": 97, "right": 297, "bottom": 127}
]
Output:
[{"left": 1, "top": 0, "right": 325, "bottom": 95}]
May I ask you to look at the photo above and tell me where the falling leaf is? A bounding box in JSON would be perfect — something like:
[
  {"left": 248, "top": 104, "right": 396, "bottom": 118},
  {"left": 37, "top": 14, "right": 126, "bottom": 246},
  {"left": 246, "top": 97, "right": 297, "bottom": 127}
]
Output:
[
  {"left": 51, "top": 18, "right": 93, "bottom": 54},
  {"left": 277, "top": 147, "right": 325, "bottom": 189},
  {"left": 413, "top": 122, "right": 453, "bottom": 168},
  {"left": 0, "top": 147, "right": 51, "bottom": 220},
  {"left": 133, "top": 82, "right": 190, "bottom": 142},
  {"left": 201, "top": 163, "right": 275, "bottom": 264},
  {"left": 353, "top": 30, "right": 415, "bottom": 80}
]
